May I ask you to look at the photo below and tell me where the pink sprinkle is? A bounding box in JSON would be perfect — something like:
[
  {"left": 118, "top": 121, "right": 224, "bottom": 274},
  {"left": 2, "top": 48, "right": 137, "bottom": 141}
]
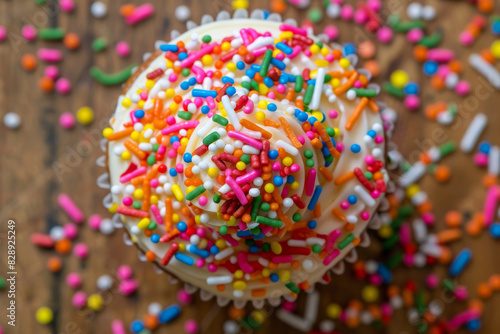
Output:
[
  {"left": 118, "top": 279, "right": 138, "bottom": 295},
  {"left": 329, "top": 110, "right": 338, "bottom": 118},
  {"left": 125, "top": 3, "right": 155, "bottom": 25},
  {"left": 72, "top": 291, "right": 87, "bottom": 308},
  {"left": 162, "top": 120, "right": 199, "bottom": 135},
  {"left": 228, "top": 130, "right": 263, "bottom": 149},
  {"left": 226, "top": 175, "right": 248, "bottom": 205},
  {"left": 455, "top": 81, "right": 470, "bottom": 96},
  {"left": 360, "top": 211, "right": 370, "bottom": 220},
  {"left": 64, "top": 223, "right": 78, "bottom": 239},
  {"left": 117, "top": 265, "right": 133, "bottom": 280},
  {"left": 459, "top": 31, "right": 474, "bottom": 46},
  {"left": 111, "top": 320, "right": 127, "bottom": 334},
  {"left": 377, "top": 27, "right": 393, "bottom": 43},
  {"left": 340, "top": 4, "right": 355, "bottom": 20},
  {"left": 58, "top": 193, "right": 84, "bottom": 223},
  {"left": 22, "top": 25, "right": 37, "bottom": 41},
  {"left": 305, "top": 168, "right": 317, "bottom": 196},
  {"left": 66, "top": 272, "right": 82, "bottom": 288},
  {"left": 73, "top": 243, "right": 89, "bottom": 258},
  {"left": 88, "top": 214, "right": 101, "bottom": 230},
  {"left": 122, "top": 196, "right": 133, "bottom": 206},
  {"left": 198, "top": 195, "right": 208, "bottom": 206},
  {"left": 37, "top": 48, "right": 63, "bottom": 63},
  {"left": 0, "top": 26, "right": 7, "bottom": 41},
  {"left": 184, "top": 320, "right": 199, "bottom": 334},
  {"left": 120, "top": 166, "right": 147, "bottom": 183},
  {"left": 354, "top": 9, "right": 369, "bottom": 24},
  {"left": 404, "top": 95, "right": 420, "bottom": 110},
  {"left": 208, "top": 263, "right": 218, "bottom": 272},
  {"left": 44, "top": 65, "right": 59, "bottom": 79},
  {"left": 60, "top": 0, "right": 75, "bottom": 12},
  {"left": 279, "top": 23, "right": 307, "bottom": 36},
  {"left": 196, "top": 258, "right": 205, "bottom": 268},
  {"left": 169, "top": 73, "right": 178, "bottom": 82},
  {"left": 297, "top": 136, "right": 305, "bottom": 145},
  {"left": 340, "top": 201, "right": 350, "bottom": 210},
  {"left": 483, "top": 185, "right": 499, "bottom": 226},
  {"left": 177, "top": 288, "right": 192, "bottom": 304},
  {"left": 59, "top": 112, "right": 76, "bottom": 129},
  {"left": 151, "top": 204, "right": 164, "bottom": 225},
  {"left": 407, "top": 28, "right": 424, "bottom": 43},
  {"left": 56, "top": 77, "right": 72, "bottom": 94},
  {"left": 115, "top": 41, "right": 131, "bottom": 57}
]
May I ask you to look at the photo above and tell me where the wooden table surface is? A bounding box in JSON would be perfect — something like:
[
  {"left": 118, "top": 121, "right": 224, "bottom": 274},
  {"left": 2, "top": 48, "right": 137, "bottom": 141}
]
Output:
[{"left": 1, "top": 0, "right": 499, "bottom": 333}]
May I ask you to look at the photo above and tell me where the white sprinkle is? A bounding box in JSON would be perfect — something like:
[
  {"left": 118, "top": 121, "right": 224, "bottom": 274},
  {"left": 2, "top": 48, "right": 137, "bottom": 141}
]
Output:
[
  {"left": 309, "top": 67, "right": 325, "bottom": 110},
  {"left": 3, "top": 112, "right": 21, "bottom": 129},
  {"left": 215, "top": 247, "right": 234, "bottom": 260},
  {"left": 196, "top": 119, "right": 214, "bottom": 137},
  {"left": 218, "top": 183, "right": 230, "bottom": 194},
  {"left": 460, "top": 113, "right": 487, "bottom": 153},
  {"left": 354, "top": 185, "right": 376, "bottom": 207},
  {"left": 469, "top": 54, "right": 500, "bottom": 89},
  {"left": 91, "top": 1, "right": 107, "bottom": 18},
  {"left": 175, "top": 5, "right": 191, "bottom": 22},
  {"left": 221, "top": 95, "right": 241, "bottom": 130},
  {"left": 247, "top": 36, "right": 275, "bottom": 51},
  {"left": 276, "top": 140, "right": 299, "bottom": 156},
  {"left": 207, "top": 276, "right": 233, "bottom": 285},
  {"left": 242, "top": 145, "right": 259, "bottom": 155},
  {"left": 97, "top": 275, "right": 113, "bottom": 291},
  {"left": 398, "top": 162, "right": 427, "bottom": 188},
  {"left": 488, "top": 146, "right": 500, "bottom": 176}
]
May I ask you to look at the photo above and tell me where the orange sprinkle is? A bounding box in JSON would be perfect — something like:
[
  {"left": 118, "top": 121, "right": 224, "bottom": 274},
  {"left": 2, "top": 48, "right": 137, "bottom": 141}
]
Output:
[
  {"left": 124, "top": 140, "right": 146, "bottom": 159},
  {"left": 164, "top": 198, "right": 172, "bottom": 231},
  {"left": 334, "top": 171, "right": 355, "bottom": 185},
  {"left": 333, "top": 71, "right": 358, "bottom": 96},
  {"left": 279, "top": 116, "right": 302, "bottom": 148},
  {"left": 345, "top": 97, "right": 369, "bottom": 131},
  {"left": 240, "top": 119, "right": 272, "bottom": 139},
  {"left": 142, "top": 179, "right": 151, "bottom": 212},
  {"left": 319, "top": 166, "right": 333, "bottom": 182},
  {"left": 107, "top": 128, "right": 133, "bottom": 141},
  {"left": 314, "top": 121, "right": 340, "bottom": 158},
  {"left": 145, "top": 251, "right": 156, "bottom": 262},
  {"left": 131, "top": 175, "right": 146, "bottom": 186},
  {"left": 251, "top": 289, "right": 267, "bottom": 298},
  {"left": 310, "top": 138, "right": 323, "bottom": 149},
  {"left": 332, "top": 208, "right": 346, "bottom": 221}
]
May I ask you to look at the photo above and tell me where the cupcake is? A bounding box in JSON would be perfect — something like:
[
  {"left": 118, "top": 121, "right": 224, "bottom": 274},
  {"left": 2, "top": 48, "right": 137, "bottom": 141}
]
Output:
[{"left": 101, "top": 12, "right": 394, "bottom": 306}]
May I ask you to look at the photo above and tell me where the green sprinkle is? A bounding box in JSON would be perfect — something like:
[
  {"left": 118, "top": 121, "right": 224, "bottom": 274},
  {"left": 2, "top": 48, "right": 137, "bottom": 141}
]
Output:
[
  {"left": 338, "top": 233, "right": 355, "bottom": 250},
  {"left": 262, "top": 243, "right": 270, "bottom": 252},
  {"left": 260, "top": 202, "right": 270, "bottom": 212},
  {"left": 383, "top": 82, "right": 405, "bottom": 98},
  {"left": 398, "top": 205, "right": 414, "bottom": 218},
  {"left": 0, "top": 276, "right": 6, "bottom": 289},
  {"left": 442, "top": 278, "right": 455, "bottom": 291},
  {"left": 240, "top": 154, "right": 251, "bottom": 164},
  {"left": 292, "top": 213, "right": 302, "bottom": 222},
  {"left": 393, "top": 20, "right": 426, "bottom": 32},
  {"left": 390, "top": 217, "right": 404, "bottom": 229},
  {"left": 439, "top": 141, "right": 456, "bottom": 156},
  {"left": 213, "top": 193, "right": 221, "bottom": 204},
  {"left": 251, "top": 195, "right": 262, "bottom": 220},
  {"left": 133, "top": 201, "right": 142, "bottom": 210},
  {"left": 364, "top": 171, "right": 373, "bottom": 180},
  {"left": 311, "top": 244, "right": 322, "bottom": 253},
  {"left": 90, "top": 64, "right": 136, "bottom": 86},
  {"left": 419, "top": 29, "right": 442, "bottom": 48},
  {"left": 177, "top": 111, "right": 192, "bottom": 120},
  {"left": 255, "top": 216, "right": 283, "bottom": 228},
  {"left": 212, "top": 114, "right": 228, "bottom": 126},
  {"left": 325, "top": 155, "right": 334, "bottom": 164},
  {"left": 241, "top": 81, "right": 252, "bottom": 91},
  {"left": 303, "top": 84, "right": 314, "bottom": 105},
  {"left": 202, "top": 132, "right": 220, "bottom": 146},
  {"left": 250, "top": 227, "right": 261, "bottom": 235},
  {"left": 147, "top": 155, "right": 156, "bottom": 165},
  {"left": 152, "top": 144, "right": 159, "bottom": 152},
  {"left": 349, "top": 88, "right": 378, "bottom": 98},
  {"left": 202, "top": 35, "right": 212, "bottom": 43},
  {"left": 324, "top": 74, "right": 332, "bottom": 83},
  {"left": 427, "top": 164, "right": 437, "bottom": 173},
  {"left": 92, "top": 37, "right": 108, "bottom": 52},
  {"left": 285, "top": 282, "right": 300, "bottom": 294},
  {"left": 326, "top": 127, "right": 335, "bottom": 137},
  {"left": 39, "top": 28, "right": 65, "bottom": 40},
  {"left": 383, "top": 234, "right": 399, "bottom": 250},
  {"left": 148, "top": 221, "right": 157, "bottom": 230},
  {"left": 245, "top": 239, "right": 255, "bottom": 246},
  {"left": 307, "top": 7, "right": 323, "bottom": 23},
  {"left": 386, "top": 251, "right": 404, "bottom": 269},
  {"left": 259, "top": 49, "right": 273, "bottom": 77},
  {"left": 185, "top": 185, "right": 206, "bottom": 201},
  {"left": 304, "top": 149, "right": 313, "bottom": 158},
  {"left": 219, "top": 225, "right": 228, "bottom": 235},
  {"left": 295, "top": 75, "right": 303, "bottom": 93},
  {"left": 181, "top": 68, "right": 190, "bottom": 77},
  {"left": 306, "top": 159, "right": 314, "bottom": 167},
  {"left": 250, "top": 80, "right": 259, "bottom": 92},
  {"left": 416, "top": 291, "right": 426, "bottom": 314}
]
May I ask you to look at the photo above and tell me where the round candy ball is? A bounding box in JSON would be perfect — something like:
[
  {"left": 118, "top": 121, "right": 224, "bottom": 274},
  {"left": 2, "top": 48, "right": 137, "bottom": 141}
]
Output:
[
  {"left": 88, "top": 214, "right": 102, "bottom": 230},
  {"left": 377, "top": 26, "right": 393, "bottom": 43},
  {"left": 72, "top": 291, "right": 87, "bottom": 308},
  {"left": 490, "top": 223, "right": 500, "bottom": 239},
  {"left": 73, "top": 243, "right": 89, "bottom": 258},
  {"left": 55, "top": 78, "right": 71, "bottom": 94},
  {"left": 76, "top": 106, "right": 94, "bottom": 125},
  {"left": 117, "top": 265, "right": 133, "bottom": 280},
  {"left": 175, "top": 5, "right": 191, "bottom": 22},
  {"left": 66, "top": 272, "right": 82, "bottom": 288},
  {"left": 404, "top": 95, "right": 420, "bottom": 110},
  {"left": 3, "top": 112, "right": 21, "bottom": 129},
  {"left": 115, "top": 41, "right": 131, "bottom": 57},
  {"left": 97, "top": 275, "right": 113, "bottom": 291},
  {"left": 184, "top": 319, "right": 199, "bottom": 334},
  {"left": 91, "top": 1, "right": 107, "bottom": 18},
  {"left": 36, "top": 307, "right": 54, "bottom": 325},
  {"left": 59, "top": 112, "right": 76, "bottom": 129}
]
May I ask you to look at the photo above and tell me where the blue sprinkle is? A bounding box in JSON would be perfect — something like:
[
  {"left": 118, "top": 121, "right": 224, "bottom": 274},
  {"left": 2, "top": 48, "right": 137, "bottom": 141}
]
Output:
[
  {"left": 466, "top": 319, "right": 481, "bottom": 331},
  {"left": 377, "top": 263, "right": 392, "bottom": 283},
  {"left": 492, "top": 21, "right": 500, "bottom": 36},
  {"left": 175, "top": 253, "right": 194, "bottom": 266},
  {"left": 297, "top": 111, "right": 308, "bottom": 122},
  {"left": 151, "top": 234, "right": 160, "bottom": 243},
  {"left": 263, "top": 10, "right": 269, "bottom": 19},
  {"left": 249, "top": 245, "right": 259, "bottom": 253},
  {"left": 351, "top": 144, "right": 361, "bottom": 153},
  {"left": 236, "top": 61, "right": 246, "bottom": 70},
  {"left": 245, "top": 69, "right": 256, "bottom": 79},
  {"left": 287, "top": 175, "right": 295, "bottom": 184},
  {"left": 251, "top": 64, "right": 261, "bottom": 72},
  {"left": 180, "top": 81, "right": 190, "bottom": 90},
  {"left": 479, "top": 141, "right": 490, "bottom": 154},
  {"left": 263, "top": 76, "right": 274, "bottom": 87},
  {"left": 268, "top": 150, "right": 279, "bottom": 159},
  {"left": 226, "top": 86, "right": 236, "bottom": 96},
  {"left": 170, "top": 136, "right": 179, "bottom": 143},
  {"left": 134, "top": 109, "right": 145, "bottom": 119},
  {"left": 270, "top": 273, "right": 279, "bottom": 282},
  {"left": 449, "top": 248, "right": 472, "bottom": 277},
  {"left": 159, "top": 304, "right": 181, "bottom": 324},
  {"left": 308, "top": 117, "right": 318, "bottom": 125},
  {"left": 210, "top": 246, "right": 220, "bottom": 255},
  {"left": 347, "top": 195, "right": 358, "bottom": 205},
  {"left": 308, "top": 220, "right": 317, "bottom": 229},
  {"left": 130, "top": 320, "right": 145, "bottom": 333},
  {"left": 321, "top": 142, "right": 331, "bottom": 157},
  {"left": 344, "top": 43, "right": 357, "bottom": 56},
  {"left": 279, "top": 75, "right": 288, "bottom": 84},
  {"left": 201, "top": 105, "right": 210, "bottom": 114},
  {"left": 169, "top": 168, "right": 177, "bottom": 177},
  {"left": 273, "top": 176, "right": 284, "bottom": 187},
  {"left": 189, "top": 245, "right": 210, "bottom": 258},
  {"left": 176, "top": 221, "right": 187, "bottom": 232},
  {"left": 307, "top": 186, "right": 322, "bottom": 211},
  {"left": 192, "top": 89, "right": 217, "bottom": 98},
  {"left": 160, "top": 44, "right": 179, "bottom": 52},
  {"left": 188, "top": 77, "right": 197, "bottom": 86},
  {"left": 221, "top": 76, "right": 234, "bottom": 84},
  {"left": 423, "top": 61, "right": 438, "bottom": 75},
  {"left": 490, "top": 223, "right": 500, "bottom": 239},
  {"left": 267, "top": 103, "right": 277, "bottom": 112},
  {"left": 367, "top": 129, "right": 377, "bottom": 138},
  {"left": 276, "top": 42, "right": 293, "bottom": 55},
  {"left": 404, "top": 82, "right": 420, "bottom": 95},
  {"left": 183, "top": 153, "right": 192, "bottom": 163},
  {"left": 178, "top": 52, "right": 188, "bottom": 61},
  {"left": 270, "top": 57, "right": 286, "bottom": 70},
  {"left": 237, "top": 230, "right": 252, "bottom": 238}
]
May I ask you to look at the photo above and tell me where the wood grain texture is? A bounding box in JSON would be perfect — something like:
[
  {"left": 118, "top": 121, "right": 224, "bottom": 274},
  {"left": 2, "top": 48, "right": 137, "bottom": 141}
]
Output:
[{"left": 0, "top": 0, "right": 499, "bottom": 333}]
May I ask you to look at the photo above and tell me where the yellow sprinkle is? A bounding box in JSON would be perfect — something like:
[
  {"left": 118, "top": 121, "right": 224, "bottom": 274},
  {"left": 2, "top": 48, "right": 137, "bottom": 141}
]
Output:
[
  {"left": 271, "top": 241, "right": 282, "bottom": 255},
  {"left": 339, "top": 58, "right": 350, "bottom": 69},
  {"left": 215, "top": 239, "right": 226, "bottom": 249},
  {"left": 221, "top": 41, "right": 231, "bottom": 51},
  {"left": 234, "top": 270, "right": 244, "bottom": 279},
  {"left": 108, "top": 203, "right": 118, "bottom": 213},
  {"left": 121, "top": 151, "right": 131, "bottom": 160},
  {"left": 87, "top": 294, "right": 103, "bottom": 311},
  {"left": 145, "top": 79, "right": 155, "bottom": 90},
  {"left": 233, "top": 281, "right": 247, "bottom": 290},
  {"left": 331, "top": 78, "right": 341, "bottom": 88},
  {"left": 202, "top": 55, "right": 213, "bottom": 66},
  {"left": 264, "top": 183, "right": 275, "bottom": 193},
  {"left": 133, "top": 189, "right": 144, "bottom": 199},
  {"left": 172, "top": 213, "right": 180, "bottom": 223},
  {"left": 180, "top": 137, "right": 189, "bottom": 147},
  {"left": 314, "top": 59, "right": 329, "bottom": 67},
  {"left": 310, "top": 44, "right": 320, "bottom": 54},
  {"left": 171, "top": 184, "right": 184, "bottom": 201},
  {"left": 256, "top": 111, "right": 266, "bottom": 122},
  {"left": 236, "top": 161, "right": 246, "bottom": 171},
  {"left": 186, "top": 185, "right": 196, "bottom": 194},
  {"left": 138, "top": 218, "right": 150, "bottom": 230},
  {"left": 320, "top": 47, "right": 330, "bottom": 56},
  {"left": 257, "top": 100, "right": 268, "bottom": 109},
  {"left": 150, "top": 195, "right": 158, "bottom": 205},
  {"left": 208, "top": 167, "right": 219, "bottom": 178},
  {"left": 262, "top": 268, "right": 270, "bottom": 277},
  {"left": 333, "top": 127, "right": 341, "bottom": 137},
  {"left": 279, "top": 32, "right": 293, "bottom": 41},
  {"left": 226, "top": 62, "right": 237, "bottom": 72},
  {"left": 279, "top": 270, "right": 290, "bottom": 282},
  {"left": 282, "top": 157, "right": 293, "bottom": 167},
  {"left": 178, "top": 243, "right": 186, "bottom": 252},
  {"left": 291, "top": 181, "right": 300, "bottom": 190},
  {"left": 166, "top": 88, "right": 175, "bottom": 98},
  {"left": 121, "top": 97, "right": 132, "bottom": 108},
  {"left": 169, "top": 102, "right": 178, "bottom": 112},
  {"left": 311, "top": 110, "right": 324, "bottom": 122},
  {"left": 406, "top": 184, "right": 420, "bottom": 198},
  {"left": 102, "top": 127, "right": 113, "bottom": 138},
  {"left": 258, "top": 83, "right": 269, "bottom": 95},
  {"left": 137, "top": 100, "right": 145, "bottom": 108},
  {"left": 378, "top": 225, "right": 393, "bottom": 238}
]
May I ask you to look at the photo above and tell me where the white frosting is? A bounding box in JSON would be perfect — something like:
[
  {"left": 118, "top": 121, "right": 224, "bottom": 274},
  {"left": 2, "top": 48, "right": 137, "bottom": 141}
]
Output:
[{"left": 107, "top": 19, "right": 388, "bottom": 301}]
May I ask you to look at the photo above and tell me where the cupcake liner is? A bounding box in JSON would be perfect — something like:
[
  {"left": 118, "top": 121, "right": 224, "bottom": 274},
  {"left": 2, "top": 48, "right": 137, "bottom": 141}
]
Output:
[{"left": 96, "top": 8, "right": 400, "bottom": 309}]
